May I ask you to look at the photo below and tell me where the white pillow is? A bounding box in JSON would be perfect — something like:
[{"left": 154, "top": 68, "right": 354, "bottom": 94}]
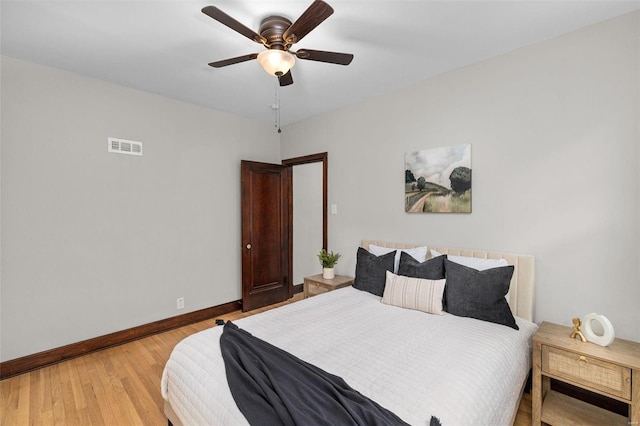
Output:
[
  {"left": 431, "top": 249, "right": 508, "bottom": 271},
  {"left": 381, "top": 271, "right": 445, "bottom": 315},
  {"left": 369, "top": 244, "right": 428, "bottom": 274}
]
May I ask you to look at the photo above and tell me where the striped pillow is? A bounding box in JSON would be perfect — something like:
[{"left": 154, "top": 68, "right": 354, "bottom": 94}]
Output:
[{"left": 381, "top": 271, "right": 445, "bottom": 315}]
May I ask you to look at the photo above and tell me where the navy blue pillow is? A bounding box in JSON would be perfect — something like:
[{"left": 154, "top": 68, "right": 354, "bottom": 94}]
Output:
[
  {"left": 397, "top": 252, "right": 446, "bottom": 280},
  {"left": 352, "top": 247, "right": 395, "bottom": 297},
  {"left": 444, "top": 259, "right": 519, "bottom": 330}
]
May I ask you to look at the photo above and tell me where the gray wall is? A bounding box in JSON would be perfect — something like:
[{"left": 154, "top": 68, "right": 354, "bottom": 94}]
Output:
[
  {"left": 1, "top": 56, "right": 280, "bottom": 361},
  {"left": 281, "top": 12, "right": 640, "bottom": 341}
]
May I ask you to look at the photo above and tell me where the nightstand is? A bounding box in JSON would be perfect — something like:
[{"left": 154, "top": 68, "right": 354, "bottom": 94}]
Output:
[
  {"left": 532, "top": 321, "right": 640, "bottom": 426},
  {"left": 303, "top": 274, "right": 353, "bottom": 298}
]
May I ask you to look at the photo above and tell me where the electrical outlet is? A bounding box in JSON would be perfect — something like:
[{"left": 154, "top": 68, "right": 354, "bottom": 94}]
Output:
[{"left": 176, "top": 297, "right": 184, "bottom": 310}]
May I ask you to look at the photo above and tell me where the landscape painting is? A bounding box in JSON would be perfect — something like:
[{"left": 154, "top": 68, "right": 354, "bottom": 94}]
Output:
[{"left": 405, "top": 144, "right": 472, "bottom": 213}]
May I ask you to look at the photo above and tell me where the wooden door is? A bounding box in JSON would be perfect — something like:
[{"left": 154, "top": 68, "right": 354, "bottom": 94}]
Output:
[{"left": 241, "top": 160, "right": 292, "bottom": 312}]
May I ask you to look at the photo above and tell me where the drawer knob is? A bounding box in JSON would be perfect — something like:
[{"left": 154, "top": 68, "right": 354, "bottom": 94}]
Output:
[{"left": 578, "top": 355, "right": 589, "bottom": 365}]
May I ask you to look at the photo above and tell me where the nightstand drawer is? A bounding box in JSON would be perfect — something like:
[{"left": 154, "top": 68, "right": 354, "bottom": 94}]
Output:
[
  {"left": 542, "top": 345, "right": 631, "bottom": 400},
  {"left": 306, "top": 282, "right": 329, "bottom": 297}
]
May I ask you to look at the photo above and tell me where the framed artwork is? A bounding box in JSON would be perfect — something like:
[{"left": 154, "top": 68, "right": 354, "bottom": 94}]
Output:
[{"left": 405, "top": 144, "right": 471, "bottom": 213}]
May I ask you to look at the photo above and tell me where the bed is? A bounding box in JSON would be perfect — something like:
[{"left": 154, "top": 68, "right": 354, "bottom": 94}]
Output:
[{"left": 161, "top": 241, "right": 537, "bottom": 425}]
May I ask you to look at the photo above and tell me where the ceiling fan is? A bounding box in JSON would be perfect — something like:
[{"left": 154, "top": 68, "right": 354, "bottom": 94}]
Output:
[{"left": 201, "top": 0, "right": 354, "bottom": 87}]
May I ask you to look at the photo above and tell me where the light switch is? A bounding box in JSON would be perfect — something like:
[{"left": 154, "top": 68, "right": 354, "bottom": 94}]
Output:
[{"left": 331, "top": 204, "right": 338, "bottom": 215}]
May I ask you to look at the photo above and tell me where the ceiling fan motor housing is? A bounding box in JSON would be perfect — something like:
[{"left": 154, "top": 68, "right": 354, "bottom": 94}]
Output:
[{"left": 259, "top": 16, "right": 293, "bottom": 50}]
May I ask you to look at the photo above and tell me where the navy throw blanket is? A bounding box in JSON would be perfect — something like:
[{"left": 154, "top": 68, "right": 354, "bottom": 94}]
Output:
[{"left": 220, "top": 321, "right": 442, "bottom": 426}]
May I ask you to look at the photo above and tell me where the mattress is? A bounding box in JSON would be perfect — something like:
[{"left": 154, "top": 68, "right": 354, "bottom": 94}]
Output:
[{"left": 161, "top": 287, "right": 538, "bottom": 425}]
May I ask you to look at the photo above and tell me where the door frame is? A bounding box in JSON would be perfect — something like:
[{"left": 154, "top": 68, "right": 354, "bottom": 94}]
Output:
[{"left": 282, "top": 152, "right": 328, "bottom": 286}]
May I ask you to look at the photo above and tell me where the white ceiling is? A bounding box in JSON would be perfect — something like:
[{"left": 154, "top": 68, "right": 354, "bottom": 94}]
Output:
[{"left": 2, "top": 1, "right": 638, "bottom": 126}]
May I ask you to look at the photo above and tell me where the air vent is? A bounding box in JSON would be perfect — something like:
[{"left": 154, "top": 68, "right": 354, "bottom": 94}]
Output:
[{"left": 108, "top": 137, "right": 142, "bottom": 156}]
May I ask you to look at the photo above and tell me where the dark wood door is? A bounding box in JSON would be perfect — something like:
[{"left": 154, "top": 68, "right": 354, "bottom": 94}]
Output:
[{"left": 241, "top": 160, "right": 292, "bottom": 312}]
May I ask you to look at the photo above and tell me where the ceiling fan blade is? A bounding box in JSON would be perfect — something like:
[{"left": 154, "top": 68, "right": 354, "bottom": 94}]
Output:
[
  {"left": 283, "top": 0, "right": 334, "bottom": 45},
  {"left": 202, "top": 6, "right": 267, "bottom": 45},
  {"left": 278, "top": 71, "right": 294, "bottom": 87},
  {"left": 209, "top": 53, "right": 259, "bottom": 68},
  {"left": 295, "top": 49, "right": 353, "bottom": 65}
]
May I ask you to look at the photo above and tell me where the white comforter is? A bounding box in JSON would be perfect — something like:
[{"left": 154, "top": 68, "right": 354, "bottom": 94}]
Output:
[{"left": 161, "top": 287, "right": 538, "bottom": 426}]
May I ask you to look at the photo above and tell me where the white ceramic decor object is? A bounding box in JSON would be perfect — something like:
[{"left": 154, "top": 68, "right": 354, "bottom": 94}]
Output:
[
  {"left": 322, "top": 268, "right": 335, "bottom": 279},
  {"left": 582, "top": 313, "right": 615, "bottom": 347}
]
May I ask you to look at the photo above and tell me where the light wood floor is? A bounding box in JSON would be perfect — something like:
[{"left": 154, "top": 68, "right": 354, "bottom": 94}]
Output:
[{"left": 1, "top": 294, "right": 533, "bottom": 425}]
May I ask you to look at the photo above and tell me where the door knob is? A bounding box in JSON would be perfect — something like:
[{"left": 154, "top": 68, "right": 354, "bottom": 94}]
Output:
[{"left": 246, "top": 244, "right": 252, "bottom": 249}]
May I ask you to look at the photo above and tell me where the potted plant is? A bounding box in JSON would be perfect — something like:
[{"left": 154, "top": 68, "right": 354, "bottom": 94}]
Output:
[{"left": 317, "top": 249, "right": 341, "bottom": 279}]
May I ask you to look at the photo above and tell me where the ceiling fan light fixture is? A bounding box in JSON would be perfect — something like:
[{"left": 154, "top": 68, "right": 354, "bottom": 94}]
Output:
[{"left": 257, "top": 50, "right": 296, "bottom": 76}]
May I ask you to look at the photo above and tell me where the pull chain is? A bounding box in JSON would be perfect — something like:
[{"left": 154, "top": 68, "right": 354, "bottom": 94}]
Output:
[{"left": 273, "top": 80, "right": 282, "bottom": 133}]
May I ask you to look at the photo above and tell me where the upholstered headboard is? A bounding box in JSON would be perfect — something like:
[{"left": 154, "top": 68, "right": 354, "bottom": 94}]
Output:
[{"left": 361, "top": 240, "right": 536, "bottom": 322}]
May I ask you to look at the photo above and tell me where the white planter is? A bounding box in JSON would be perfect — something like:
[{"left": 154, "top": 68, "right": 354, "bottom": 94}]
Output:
[{"left": 322, "top": 267, "right": 335, "bottom": 279}]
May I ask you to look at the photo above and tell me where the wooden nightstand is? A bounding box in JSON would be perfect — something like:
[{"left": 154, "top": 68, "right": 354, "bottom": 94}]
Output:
[
  {"left": 532, "top": 321, "right": 640, "bottom": 426},
  {"left": 303, "top": 274, "right": 353, "bottom": 298}
]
